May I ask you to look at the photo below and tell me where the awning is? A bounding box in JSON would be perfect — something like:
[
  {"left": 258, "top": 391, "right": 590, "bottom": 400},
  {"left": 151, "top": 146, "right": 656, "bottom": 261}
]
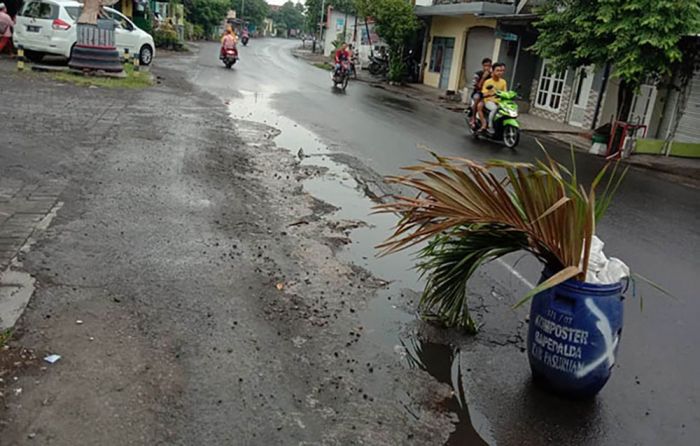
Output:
[{"left": 415, "top": 2, "right": 515, "bottom": 17}]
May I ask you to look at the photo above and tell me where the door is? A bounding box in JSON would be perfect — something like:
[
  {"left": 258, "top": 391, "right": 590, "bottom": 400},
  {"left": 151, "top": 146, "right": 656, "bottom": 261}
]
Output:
[
  {"left": 106, "top": 9, "right": 138, "bottom": 55},
  {"left": 440, "top": 42, "right": 454, "bottom": 90},
  {"left": 568, "top": 66, "right": 594, "bottom": 127},
  {"left": 629, "top": 84, "right": 657, "bottom": 129},
  {"left": 463, "top": 27, "right": 495, "bottom": 95},
  {"left": 429, "top": 37, "right": 455, "bottom": 90}
]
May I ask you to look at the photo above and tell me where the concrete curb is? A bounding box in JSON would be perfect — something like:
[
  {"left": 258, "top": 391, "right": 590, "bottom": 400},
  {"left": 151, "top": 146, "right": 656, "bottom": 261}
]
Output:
[{"left": 0, "top": 202, "right": 63, "bottom": 331}]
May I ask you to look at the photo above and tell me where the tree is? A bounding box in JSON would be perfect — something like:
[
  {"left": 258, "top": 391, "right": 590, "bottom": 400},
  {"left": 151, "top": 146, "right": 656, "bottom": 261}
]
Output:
[
  {"left": 229, "top": 0, "right": 269, "bottom": 27},
  {"left": 271, "top": 1, "right": 305, "bottom": 34},
  {"left": 304, "top": 0, "right": 356, "bottom": 34},
  {"left": 182, "top": 0, "right": 229, "bottom": 36},
  {"left": 532, "top": 0, "right": 700, "bottom": 122},
  {"left": 356, "top": 0, "right": 418, "bottom": 82}
]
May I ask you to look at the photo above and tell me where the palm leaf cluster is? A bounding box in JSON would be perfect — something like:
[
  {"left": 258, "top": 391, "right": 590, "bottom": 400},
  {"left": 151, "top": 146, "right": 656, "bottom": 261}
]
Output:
[{"left": 376, "top": 150, "right": 626, "bottom": 332}]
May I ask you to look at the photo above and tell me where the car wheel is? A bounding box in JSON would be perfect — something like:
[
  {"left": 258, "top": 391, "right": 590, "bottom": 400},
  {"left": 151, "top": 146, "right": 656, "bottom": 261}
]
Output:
[
  {"left": 25, "top": 50, "right": 45, "bottom": 63},
  {"left": 139, "top": 45, "right": 153, "bottom": 66}
]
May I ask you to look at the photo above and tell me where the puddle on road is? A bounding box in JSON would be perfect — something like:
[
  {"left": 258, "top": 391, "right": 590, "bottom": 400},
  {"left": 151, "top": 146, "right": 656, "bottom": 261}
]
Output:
[
  {"left": 227, "top": 91, "right": 493, "bottom": 444},
  {"left": 403, "top": 339, "right": 490, "bottom": 446}
]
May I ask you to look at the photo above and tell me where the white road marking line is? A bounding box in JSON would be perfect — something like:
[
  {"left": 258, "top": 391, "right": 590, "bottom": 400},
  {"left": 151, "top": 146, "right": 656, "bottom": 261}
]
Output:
[{"left": 496, "top": 258, "right": 535, "bottom": 289}]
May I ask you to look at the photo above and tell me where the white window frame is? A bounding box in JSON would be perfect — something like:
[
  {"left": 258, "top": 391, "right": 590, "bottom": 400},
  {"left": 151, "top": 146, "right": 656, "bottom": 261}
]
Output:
[{"left": 535, "top": 60, "right": 568, "bottom": 112}]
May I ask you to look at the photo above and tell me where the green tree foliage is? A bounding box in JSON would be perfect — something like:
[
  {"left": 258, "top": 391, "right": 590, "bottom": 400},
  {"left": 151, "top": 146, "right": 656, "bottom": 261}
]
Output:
[
  {"left": 182, "top": 0, "right": 229, "bottom": 35},
  {"left": 532, "top": 0, "right": 700, "bottom": 120},
  {"left": 357, "top": 0, "right": 418, "bottom": 82},
  {"left": 230, "top": 0, "right": 270, "bottom": 27},
  {"left": 304, "top": 0, "right": 356, "bottom": 33},
  {"left": 271, "top": 1, "right": 305, "bottom": 33},
  {"left": 183, "top": 0, "right": 269, "bottom": 35}
]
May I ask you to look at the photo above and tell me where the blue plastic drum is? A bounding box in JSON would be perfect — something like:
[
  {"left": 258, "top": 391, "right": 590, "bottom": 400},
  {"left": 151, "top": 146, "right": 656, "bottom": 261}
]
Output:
[{"left": 527, "top": 272, "right": 624, "bottom": 398}]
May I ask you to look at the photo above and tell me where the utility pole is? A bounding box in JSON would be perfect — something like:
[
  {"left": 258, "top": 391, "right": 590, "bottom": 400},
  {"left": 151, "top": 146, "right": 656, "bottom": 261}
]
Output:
[
  {"left": 319, "top": 0, "right": 325, "bottom": 44},
  {"left": 241, "top": 0, "right": 245, "bottom": 18}
]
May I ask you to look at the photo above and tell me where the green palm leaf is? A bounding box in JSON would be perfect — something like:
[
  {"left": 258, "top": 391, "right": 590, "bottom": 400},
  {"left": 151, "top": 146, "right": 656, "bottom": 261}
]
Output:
[{"left": 377, "top": 148, "right": 627, "bottom": 332}]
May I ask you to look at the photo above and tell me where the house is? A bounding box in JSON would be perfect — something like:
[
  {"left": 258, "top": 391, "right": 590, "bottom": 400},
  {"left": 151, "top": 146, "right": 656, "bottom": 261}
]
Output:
[
  {"left": 261, "top": 18, "right": 275, "bottom": 37},
  {"left": 415, "top": 1, "right": 516, "bottom": 93},
  {"left": 414, "top": 1, "right": 605, "bottom": 130},
  {"left": 413, "top": 2, "right": 639, "bottom": 134},
  {"left": 322, "top": 8, "right": 357, "bottom": 57},
  {"left": 499, "top": 14, "right": 700, "bottom": 156},
  {"left": 320, "top": 7, "right": 385, "bottom": 67}
]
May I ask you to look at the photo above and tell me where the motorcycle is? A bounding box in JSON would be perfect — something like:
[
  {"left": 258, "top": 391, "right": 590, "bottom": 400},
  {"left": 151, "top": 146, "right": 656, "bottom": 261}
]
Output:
[
  {"left": 368, "top": 50, "right": 419, "bottom": 81},
  {"left": 331, "top": 61, "right": 351, "bottom": 91},
  {"left": 465, "top": 88, "right": 521, "bottom": 149},
  {"left": 241, "top": 35, "right": 249, "bottom": 46},
  {"left": 368, "top": 54, "right": 389, "bottom": 76},
  {"left": 221, "top": 47, "right": 238, "bottom": 69},
  {"left": 403, "top": 50, "right": 420, "bottom": 83}
]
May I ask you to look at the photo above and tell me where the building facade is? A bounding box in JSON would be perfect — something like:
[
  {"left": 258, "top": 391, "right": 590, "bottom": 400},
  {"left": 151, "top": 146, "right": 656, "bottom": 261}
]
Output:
[{"left": 416, "top": 2, "right": 512, "bottom": 92}]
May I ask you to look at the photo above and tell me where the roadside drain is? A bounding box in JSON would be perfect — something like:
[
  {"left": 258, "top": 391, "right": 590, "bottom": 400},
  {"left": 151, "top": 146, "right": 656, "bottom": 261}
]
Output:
[{"left": 228, "top": 91, "right": 493, "bottom": 443}]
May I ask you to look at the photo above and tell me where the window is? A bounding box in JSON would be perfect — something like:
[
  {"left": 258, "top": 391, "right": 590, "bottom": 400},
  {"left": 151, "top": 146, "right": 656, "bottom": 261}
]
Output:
[
  {"left": 20, "top": 2, "right": 41, "bottom": 18},
  {"left": 103, "top": 9, "right": 134, "bottom": 31},
  {"left": 535, "top": 61, "right": 567, "bottom": 112},
  {"left": 36, "top": 3, "right": 57, "bottom": 19},
  {"left": 429, "top": 37, "right": 453, "bottom": 73},
  {"left": 65, "top": 6, "right": 82, "bottom": 21},
  {"left": 21, "top": 2, "right": 57, "bottom": 19}
]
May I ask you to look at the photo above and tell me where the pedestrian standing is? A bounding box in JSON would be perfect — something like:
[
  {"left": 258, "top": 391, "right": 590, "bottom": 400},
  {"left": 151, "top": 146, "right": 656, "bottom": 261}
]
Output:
[{"left": 0, "top": 2, "right": 15, "bottom": 57}]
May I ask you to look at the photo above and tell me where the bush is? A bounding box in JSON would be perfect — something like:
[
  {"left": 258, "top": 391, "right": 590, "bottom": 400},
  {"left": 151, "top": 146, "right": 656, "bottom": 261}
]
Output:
[
  {"left": 154, "top": 24, "right": 183, "bottom": 50},
  {"left": 193, "top": 24, "right": 204, "bottom": 39}
]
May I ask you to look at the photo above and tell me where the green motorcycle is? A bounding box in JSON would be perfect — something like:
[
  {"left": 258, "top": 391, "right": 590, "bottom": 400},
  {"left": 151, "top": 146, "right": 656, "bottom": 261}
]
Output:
[{"left": 465, "top": 89, "right": 521, "bottom": 149}]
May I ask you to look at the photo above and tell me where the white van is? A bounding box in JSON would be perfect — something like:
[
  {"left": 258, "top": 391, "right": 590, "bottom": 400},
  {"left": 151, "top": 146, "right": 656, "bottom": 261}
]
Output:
[{"left": 13, "top": 0, "right": 155, "bottom": 65}]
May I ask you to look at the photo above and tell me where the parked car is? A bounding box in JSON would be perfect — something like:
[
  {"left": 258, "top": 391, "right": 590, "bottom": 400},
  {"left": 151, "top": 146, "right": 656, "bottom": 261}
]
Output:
[{"left": 13, "top": 0, "right": 155, "bottom": 65}]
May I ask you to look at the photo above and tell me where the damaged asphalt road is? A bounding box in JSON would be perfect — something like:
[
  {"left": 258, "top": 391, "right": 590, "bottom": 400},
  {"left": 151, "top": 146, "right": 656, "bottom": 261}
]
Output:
[
  {"left": 1, "top": 38, "right": 698, "bottom": 446},
  {"left": 0, "top": 55, "right": 456, "bottom": 444}
]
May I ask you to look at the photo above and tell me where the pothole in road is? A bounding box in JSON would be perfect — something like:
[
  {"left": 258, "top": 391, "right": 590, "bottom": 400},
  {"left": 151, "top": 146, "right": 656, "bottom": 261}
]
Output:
[{"left": 228, "top": 90, "right": 493, "bottom": 443}]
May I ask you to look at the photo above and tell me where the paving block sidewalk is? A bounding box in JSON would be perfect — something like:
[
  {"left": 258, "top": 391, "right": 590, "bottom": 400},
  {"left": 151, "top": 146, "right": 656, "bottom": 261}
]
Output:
[{"left": 0, "top": 179, "right": 64, "bottom": 270}]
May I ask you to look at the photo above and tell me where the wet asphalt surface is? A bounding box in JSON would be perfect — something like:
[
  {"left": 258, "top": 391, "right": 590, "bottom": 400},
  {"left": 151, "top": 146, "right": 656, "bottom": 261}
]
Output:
[{"left": 0, "top": 38, "right": 698, "bottom": 445}]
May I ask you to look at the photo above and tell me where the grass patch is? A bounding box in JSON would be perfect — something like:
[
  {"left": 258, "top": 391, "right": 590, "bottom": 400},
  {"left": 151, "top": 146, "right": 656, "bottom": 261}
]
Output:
[
  {"left": 313, "top": 62, "right": 333, "bottom": 71},
  {"left": 52, "top": 63, "right": 153, "bottom": 89},
  {"left": 0, "top": 329, "right": 12, "bottom": 348}
]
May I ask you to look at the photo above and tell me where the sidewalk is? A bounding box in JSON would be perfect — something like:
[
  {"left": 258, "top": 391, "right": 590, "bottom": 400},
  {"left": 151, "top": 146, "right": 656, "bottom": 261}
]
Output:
[{"left": 624, "top": 153, "right": 700, "bottom": 187}]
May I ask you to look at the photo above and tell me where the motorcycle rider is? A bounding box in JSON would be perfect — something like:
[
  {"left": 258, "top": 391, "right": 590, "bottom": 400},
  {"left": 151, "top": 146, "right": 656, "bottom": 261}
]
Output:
[
  {"left": 478, "top": 63, "right": 507, "bottom": 133},
  {"left": 334, "top": 42, "right": 351, "bottom": 76},
  {"left": 348, "top": 43, "right": 360, "bottom": 77},
  {"left": 220, "top": 26, "right": 237, "bottom": 59},
  {"left": 469, "top": 58, "right": 492, "bottom": 127}
]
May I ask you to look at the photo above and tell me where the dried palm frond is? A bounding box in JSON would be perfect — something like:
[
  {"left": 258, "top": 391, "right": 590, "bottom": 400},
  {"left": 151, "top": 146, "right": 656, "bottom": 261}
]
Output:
[{"left": 376, "top": 149, "right": 626, "bottom": 331}]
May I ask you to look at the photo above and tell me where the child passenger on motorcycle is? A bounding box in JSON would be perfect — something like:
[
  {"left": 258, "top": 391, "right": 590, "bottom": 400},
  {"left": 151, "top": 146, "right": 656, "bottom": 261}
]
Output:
[
  {"left": 479, "top": 62, "right": 507, "bottom": 133},
  {"left": 470, "top": 58, "right": 492, "bottom": 127}
]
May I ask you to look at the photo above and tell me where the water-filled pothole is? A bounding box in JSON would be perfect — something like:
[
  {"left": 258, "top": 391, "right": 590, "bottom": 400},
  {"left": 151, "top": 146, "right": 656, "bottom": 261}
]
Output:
[{"left": 227, "top": 91, "right": 493, "bottom": 443}]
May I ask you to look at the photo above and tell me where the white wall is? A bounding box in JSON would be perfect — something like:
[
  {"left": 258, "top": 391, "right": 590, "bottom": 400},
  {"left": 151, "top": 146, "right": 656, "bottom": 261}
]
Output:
[{"left": 323, "top": 10, "right": 357, "bottom": 57}]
